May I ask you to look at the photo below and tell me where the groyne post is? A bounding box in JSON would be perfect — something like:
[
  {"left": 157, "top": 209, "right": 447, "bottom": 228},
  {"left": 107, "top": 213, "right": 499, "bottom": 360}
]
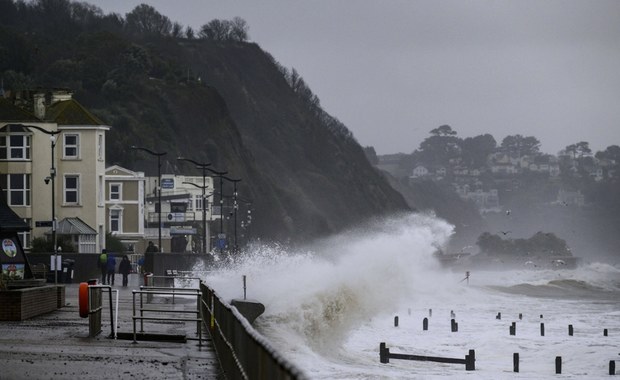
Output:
[
  {"left": 394, "top": 316, "right": 399, "bottom": 327},
  {"left": 423, "top": 317, "right": 428, "bottom": 331},
  {"left": 610, "top": 360, "right": 616, "bottom": 375},
  {"left": 513, "top": 353, "right": 519, "bottom": 372},
  {"left": 540, "top": 322, "right": 545, "bottom": 336},
  {"left": 568, "top": 324, "right": 573, "bottom": 336},
  {"left": 555, "top": 356, "right": 562, "bottom": 374}
]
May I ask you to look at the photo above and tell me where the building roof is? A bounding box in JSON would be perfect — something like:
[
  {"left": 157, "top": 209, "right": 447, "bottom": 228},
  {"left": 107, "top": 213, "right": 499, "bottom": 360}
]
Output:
[
  {"left": 53, "top": 217, "right": 97, "bottom": 235},
  {"left": 46, "top": 99, "right": 104, "bottom": 126},
  {"left": 0, "top": 195, "right": 30, "bottom": 232},
  {"left": 0, "top": 98, "right": 39, "bottom": 122}
]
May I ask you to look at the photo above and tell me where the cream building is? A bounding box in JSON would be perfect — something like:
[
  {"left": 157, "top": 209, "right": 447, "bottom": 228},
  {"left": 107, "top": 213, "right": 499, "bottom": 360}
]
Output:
[
  {"left": 1, "top": 91, "right": 109, "bottom": 253},
  {"left": 105, "top": 165, "right": 146, "bottom": 252}
]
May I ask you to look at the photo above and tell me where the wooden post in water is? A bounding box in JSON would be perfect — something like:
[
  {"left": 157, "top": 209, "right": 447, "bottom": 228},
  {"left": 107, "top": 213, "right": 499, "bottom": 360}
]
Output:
[
  {"left": 555, "top": 356, "right": 562, "bottom": 374},
  {"left": 451, "top": 318, "right": 457, "bottom": 332},
  {"left": 610, "top": 360, "right": 616, "bottom": 375},
  {"left": 465, "top": 349, "right": 476, "bottom": 371},
  {"left": 513, "top": 353, "right": 519, "bottom": 372},
  {"left": 379, "top": 342, "right": 389, "bottom": 363},
  {"left": 604, "top": 328, "right": 608, "bottom": 336},
  {"left": 540, "top": 322, "right": 545, "bottom": 336},
  {"left": 423, "top": 317, "right": 428, "bottom": 331},
  {"left": 519, "top": 313, "right": 522, "bottom": 320},
  {"left": 394, "top": 316, "right": 399, "bottom": 327},
  {"left": 496, "top": 312, "right": 501, "bottom": 320},
  {"left": 510, "top": 322, "right": 516, "bottom": 336},
  {"left": 568, "top": 324, "right": 573, "bottom": 336},
  {"left": 429, "top": 308, "right": 432, "bottom": 317}
]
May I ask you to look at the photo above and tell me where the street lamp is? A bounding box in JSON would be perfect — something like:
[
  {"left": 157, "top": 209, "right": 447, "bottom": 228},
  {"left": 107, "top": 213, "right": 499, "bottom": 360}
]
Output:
[
  {"left": 182, "top": 182, "right": 213, "bottom": 254},
  {"left": 23, "top": 125, "right": 60, "bottom": 284},
  {"left": 204, "top": 168, "right": 227, "bottom": 251},
  {"left": 132, "top": 146, "right": 167, "bottom": 252},
  {"left": 222, "top": 176, "right": 241, "bottom": 253},
  {"left": 177, "top": 157, "right": 211, "bottom": 254}
]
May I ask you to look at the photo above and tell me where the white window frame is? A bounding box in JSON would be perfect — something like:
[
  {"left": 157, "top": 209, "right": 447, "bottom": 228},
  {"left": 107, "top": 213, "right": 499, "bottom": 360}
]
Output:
[
  {"left": 109, "top": 183, "right": 122, "bottom": 201},
  {"left": 0, "top": 133, "right": 31, "bottom": 160},
  {"left": 1, "top": 174, "right": 31, "bottom": 206},
  {"left": 109, "top": 207, "right": 123, "bottom": 233},
  {"left": 63, "top": 174, "right": 80, "bottom": 205},
  {"left": 18, "top": 219, "right": 32, "bottom": 249},
  {"left": 63, "top": 133, "right": 80, "bottom": 159}
]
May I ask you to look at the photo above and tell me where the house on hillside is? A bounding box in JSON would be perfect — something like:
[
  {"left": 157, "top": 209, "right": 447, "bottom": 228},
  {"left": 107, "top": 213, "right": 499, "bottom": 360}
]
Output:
[
  {"left": 411, "top": 165, "right": 429, "bottom": 178},
  {"left": 0, "top": 90, "right": 109, "bottom": 252}
]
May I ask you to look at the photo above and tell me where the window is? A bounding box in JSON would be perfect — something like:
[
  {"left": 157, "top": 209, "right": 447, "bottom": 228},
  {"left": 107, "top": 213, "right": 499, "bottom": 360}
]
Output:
[
  {"left": 64, "top": 175, "right": 80, "bottom": 204},
  {"left": 97, "top": 134, "right": 104, "bottom": 161},
  {"left": 109, "top": 209, "right": 122, "bottom": 233},
  {"left": 1, "top": 174, "right": 31, "bottom": 206},
  {"left": 0, "top": 134, "right": 31, "bottom": 160},
  {"left": 109, "top": 183, "right": 121, "bottom": 201},
  {"left": 63, "top": 134, "right": 79, "bottom": 159},
  {"left": 18, "top": 219, "right": 31, "bottom": 249}
]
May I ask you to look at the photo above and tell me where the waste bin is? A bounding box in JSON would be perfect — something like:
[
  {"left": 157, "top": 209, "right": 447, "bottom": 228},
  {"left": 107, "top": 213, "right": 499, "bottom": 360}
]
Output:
[{"left": 62, "top": 259, "right": 75, "bottom": 284}]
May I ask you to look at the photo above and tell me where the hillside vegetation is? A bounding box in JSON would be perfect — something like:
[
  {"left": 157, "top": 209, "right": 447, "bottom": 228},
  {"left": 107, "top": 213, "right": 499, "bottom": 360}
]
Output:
[{"left": 0, "top": 0, "right": 409, "bottom": 242}]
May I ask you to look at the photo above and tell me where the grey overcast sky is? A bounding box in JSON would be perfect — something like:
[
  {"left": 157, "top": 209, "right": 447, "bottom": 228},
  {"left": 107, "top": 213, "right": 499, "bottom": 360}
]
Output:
[{"left": 91, "top": 0, "right": 620, "bottom": 155}]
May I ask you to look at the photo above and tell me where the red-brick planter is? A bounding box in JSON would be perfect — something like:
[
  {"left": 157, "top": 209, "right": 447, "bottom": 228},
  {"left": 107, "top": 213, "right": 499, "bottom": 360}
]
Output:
[{"left": 0, "top": 285, "right": 65, "bottom": 321}]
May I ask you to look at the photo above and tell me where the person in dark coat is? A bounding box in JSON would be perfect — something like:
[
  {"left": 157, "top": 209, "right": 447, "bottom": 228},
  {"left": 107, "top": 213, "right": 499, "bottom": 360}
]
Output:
[
  {"left": 119, "top": 255, "right": 132, "bottom": 287},
  {"left": 106, "top": 254, "right": 116, "bottom": 286}
]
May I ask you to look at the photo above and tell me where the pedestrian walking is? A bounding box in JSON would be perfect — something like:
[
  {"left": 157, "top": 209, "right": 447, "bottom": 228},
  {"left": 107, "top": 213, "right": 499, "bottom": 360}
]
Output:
[
  {"left": 98, "top": 249, "right": 108, "bottom": 284},
  {"left": 119, "top": 255, "right": 132, "bottom": 287}
]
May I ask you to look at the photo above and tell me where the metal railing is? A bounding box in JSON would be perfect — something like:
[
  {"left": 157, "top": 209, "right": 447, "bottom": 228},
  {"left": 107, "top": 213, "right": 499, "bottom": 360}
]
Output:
[
  {"left": 200, "top": 282, "right": 308, "bottom": 380},
  {"left": 143, "top": 274, "right": 202, "bottom": 304},
  {"left": 131, "top": 288, "right": 203, "bottom": 345},
  {"left": 87, "top": 285, "right": 119, "bottom": 338}
]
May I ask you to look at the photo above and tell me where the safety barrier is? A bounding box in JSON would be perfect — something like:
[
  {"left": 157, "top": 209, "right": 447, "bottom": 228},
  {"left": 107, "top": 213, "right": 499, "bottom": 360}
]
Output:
[
  {"left": 200, "top": 282, "right": 308, "bottom": 380},
  {"left": 78, "top": 282, "right": 119, "bottom": 338},
  {"left": 131, "top": 288, "right": 202, "bottom": 344}
]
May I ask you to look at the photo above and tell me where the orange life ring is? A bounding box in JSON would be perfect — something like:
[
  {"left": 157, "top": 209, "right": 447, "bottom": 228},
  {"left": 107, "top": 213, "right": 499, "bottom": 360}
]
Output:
[{"left": 78, "top": 282, "right": 89, "bottom": 318}]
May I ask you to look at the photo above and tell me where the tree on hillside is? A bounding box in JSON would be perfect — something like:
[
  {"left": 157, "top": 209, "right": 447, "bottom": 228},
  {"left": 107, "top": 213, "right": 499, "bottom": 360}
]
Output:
[
  {"left": 416, "top": 125, "right": 461, "bottom": 165},
  {"left": 595, "top": 145, "right": 620, "bottom": 162},
  {"left": 430, "top": 124, "right": 457, "bottom": 137},
  {"left": 125, "top": 4, "right": 172, "bottom": 37},
  {"left": 500, "top": 134, "right": 540, "bottom": 157},
  {"left": 460, "top": 134, "right": 496, "bottom": 167},
  {"left": 199, "top": 17, "right": 249, "bottom": 42}
]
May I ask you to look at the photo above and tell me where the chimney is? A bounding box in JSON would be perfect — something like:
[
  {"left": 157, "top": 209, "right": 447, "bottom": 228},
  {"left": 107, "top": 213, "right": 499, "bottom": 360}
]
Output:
[
  {"left": 33, "top": 92, "right": 46, "bottom": 119},
  {"left": 51, "top": 90, "right": 72, "bottom": 104}
]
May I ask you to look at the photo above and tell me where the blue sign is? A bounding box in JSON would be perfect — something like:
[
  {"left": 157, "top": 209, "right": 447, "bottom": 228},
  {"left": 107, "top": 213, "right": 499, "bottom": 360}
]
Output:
[{"left": 161, "top": 178, "right": 175, "bottom": 189}]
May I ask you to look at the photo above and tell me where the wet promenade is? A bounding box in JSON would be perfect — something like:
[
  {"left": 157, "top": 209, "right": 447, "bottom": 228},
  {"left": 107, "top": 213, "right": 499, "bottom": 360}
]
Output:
[{"left": 0, "top": 275, "right": 224, "bottom": 380}]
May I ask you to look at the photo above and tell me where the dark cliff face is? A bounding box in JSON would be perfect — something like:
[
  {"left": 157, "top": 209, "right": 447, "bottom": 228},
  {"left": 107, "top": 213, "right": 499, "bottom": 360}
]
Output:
[
  {"left": 171, "top": 41, "right": 410, "bottom": 241},
  {"left": 1, "top": 10, "right": 409, "bottom": 242}
]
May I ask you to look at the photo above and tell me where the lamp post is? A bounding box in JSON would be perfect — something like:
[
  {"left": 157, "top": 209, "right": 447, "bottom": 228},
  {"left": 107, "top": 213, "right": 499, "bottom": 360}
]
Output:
[
  {"left": 222, "top": 176, "right": 241, "bottom": 253},
  {"left": 182, "top": 182, "right": 213, "bottom": 254},
  {"left": 177, "top": 157, "right": 212, "bottom": 254},
  {"left": 204, "top": 168, "right": 227, "bottom": 251},
  {"left": 132, "top": 146, "right": 167, "bottom": 252},
  {"left": 24, "top": 125, "right": 60, "bottom": 284}
]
